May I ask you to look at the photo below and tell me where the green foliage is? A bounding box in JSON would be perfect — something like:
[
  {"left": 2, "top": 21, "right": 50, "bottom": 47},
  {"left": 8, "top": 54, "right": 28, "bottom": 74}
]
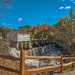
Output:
[
  {"left": 0, "top": 26, "right": 15, "bottom": 38},
  {"left": 18, "top": 25, "right": 31, "bottom": 30}
]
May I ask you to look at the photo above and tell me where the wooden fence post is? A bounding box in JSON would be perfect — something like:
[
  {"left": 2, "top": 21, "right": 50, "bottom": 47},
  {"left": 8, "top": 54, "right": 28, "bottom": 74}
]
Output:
[
  {"left": 71, "top": 55, "right": 74, "bottom": 68},
  {"left": 20, "top": 50, "right": 25, "bottom": 75},
  {"left": 22, "top": 43, "right": 23, "bottom": 50},
  {"left": 60, "top": 54, "right": 63, "bottom": 73}
]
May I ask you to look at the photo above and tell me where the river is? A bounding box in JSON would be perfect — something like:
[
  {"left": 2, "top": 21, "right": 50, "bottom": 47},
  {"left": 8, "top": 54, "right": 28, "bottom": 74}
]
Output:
[{"left": 10, "top": 44, "right": 69, "bottom": 67}]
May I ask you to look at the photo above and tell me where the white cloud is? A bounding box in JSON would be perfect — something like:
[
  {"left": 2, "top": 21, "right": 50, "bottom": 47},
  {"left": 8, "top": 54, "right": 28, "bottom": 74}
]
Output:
[
  {"left": 59, "top": 6, "right": 64, "bottom": 9},
  {"left": 59, "top": 6, "right": 71, "bottom": 10},
  {"left": 73, "top": 2, "right": 75, "bottom": 3},
  {"left": 3, "top": 22, "right": 12, "bottom": 25},
  {"left": 3, "top": 22, "right": 6, "bottom": 25},
  {"left": 65, "top": 6, "right": 71, "bottom": 9},
  {"left": 18, "top": 18, "right": 23, "bottom": 22}
]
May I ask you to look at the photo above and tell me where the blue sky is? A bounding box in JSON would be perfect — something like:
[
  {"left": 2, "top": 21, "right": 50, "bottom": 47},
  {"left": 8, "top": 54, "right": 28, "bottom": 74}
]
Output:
[{"left": 0, "top": 0, "right": 75, "bottom": 29}]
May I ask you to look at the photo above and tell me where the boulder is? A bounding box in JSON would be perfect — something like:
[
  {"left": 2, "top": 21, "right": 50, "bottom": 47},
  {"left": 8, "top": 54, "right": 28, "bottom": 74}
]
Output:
[
  {"left": 37, "top": 40, "right": 46, "bottom": 46},
  {"left": 32, "top": 41, "right": 40, "bottom": 47}
]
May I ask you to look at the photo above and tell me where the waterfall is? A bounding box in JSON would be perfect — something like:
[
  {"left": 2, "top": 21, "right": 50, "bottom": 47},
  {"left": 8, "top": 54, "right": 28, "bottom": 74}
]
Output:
[{"left": 10, "top": 44, "right": 60, "bottom": 67}]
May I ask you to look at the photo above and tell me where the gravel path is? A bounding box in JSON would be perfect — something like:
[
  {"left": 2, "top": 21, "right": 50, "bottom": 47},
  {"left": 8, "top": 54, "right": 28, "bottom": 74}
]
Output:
[{"left": 60, "top": 69, "right": 75, "bottom": 75}]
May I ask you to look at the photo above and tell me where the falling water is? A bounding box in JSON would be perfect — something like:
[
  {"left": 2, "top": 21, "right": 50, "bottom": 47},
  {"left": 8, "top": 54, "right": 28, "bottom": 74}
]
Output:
[{"left": 10, "top": 44, "right": 61, "bottom": 67}]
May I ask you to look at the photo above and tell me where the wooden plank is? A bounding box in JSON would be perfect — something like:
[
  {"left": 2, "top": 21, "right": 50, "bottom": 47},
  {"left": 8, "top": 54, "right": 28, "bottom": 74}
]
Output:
[
  {"left": 19, "top": 50, "right": 25, "bottom": 75},
  {"left": 25, "top": 65, "right": 61, "bottom": 73},
  {"left": 63, "top": 57, "right": 72, "bottom": 60},
  {"left": 0, "top": 55, "right": 20, "bottom": 61},
  {"left": 60, "top": 54, "right": 63, "bottom": 73},
  {"left": 0, "top": 65, "right": 19, "bottom": 73},
  {"left": 25, "top": 56, "right": 61, "bottom": 59},
  {"left": 63, "top": 62, "right": 73, "bottom": 66}
]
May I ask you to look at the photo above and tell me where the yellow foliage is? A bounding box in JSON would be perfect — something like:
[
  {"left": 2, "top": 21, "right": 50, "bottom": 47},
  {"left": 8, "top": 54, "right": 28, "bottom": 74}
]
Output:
[
  {"left": 73, "top": 39, "right": 75, "bottom": 43},
  {"left": 69, "top": 41, "right": 71, "bottom": 45},
  {"left": 34, "top": 29, "right": 37, "bottom": 34},
  {"left": 50, "top": 32, "right": 54, "bottom": 36}
]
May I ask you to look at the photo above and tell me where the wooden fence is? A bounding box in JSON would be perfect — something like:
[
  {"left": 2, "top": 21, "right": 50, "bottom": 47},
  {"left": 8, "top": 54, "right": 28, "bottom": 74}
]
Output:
[{"left": 0, "top": 50, "right": 75, "bottom": 75}]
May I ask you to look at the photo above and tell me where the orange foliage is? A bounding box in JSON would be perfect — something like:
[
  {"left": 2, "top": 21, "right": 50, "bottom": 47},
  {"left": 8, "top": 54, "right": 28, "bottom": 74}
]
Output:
[
  {"left": 42, "top": 23, "right": 48, "bottom": 30},
  {"left": 29, "top": 26, "right": 33, "bottom": 32},
  {"left": 62, "top": 21, "right": 66, "bottom": 26}
]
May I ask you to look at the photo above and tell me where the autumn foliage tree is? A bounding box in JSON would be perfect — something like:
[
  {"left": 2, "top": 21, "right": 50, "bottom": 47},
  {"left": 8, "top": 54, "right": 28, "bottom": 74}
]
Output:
[{"left": 18, "top": 9, "right": 75, "bottom": 54}]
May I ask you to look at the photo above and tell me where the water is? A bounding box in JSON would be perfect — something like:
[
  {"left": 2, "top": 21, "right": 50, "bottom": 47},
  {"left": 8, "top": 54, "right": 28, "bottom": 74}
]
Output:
[
  {"left": 28, "top": 44, "right": 61, "bottom": 67},
  {"left": 31, "top": 44, "right": 61, "bottom": 57},
  {"left": 10, "top": 44, "right": 62, "bottom": 67},
  {"left": 38, "top": 47, "right": 61, "bottom": 66}
]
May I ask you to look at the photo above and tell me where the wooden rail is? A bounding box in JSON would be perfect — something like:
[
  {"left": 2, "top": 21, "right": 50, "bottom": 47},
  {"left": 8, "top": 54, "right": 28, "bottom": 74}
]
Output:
[
  {"left": 25, "top": 56, "right": 61, "bottom": 59},
  {"left": 0, "top": 65, "right": 19, "bottom": 73},
  {"left": 0, "top": 50, "right": 75, "bottom": 75},
  {"left": 0, "top": 55, "right": 20, "bottom": 61},
  {"left": 63, "top": 62, "right": 73, "bottom": 66},
  {"left": 63, "top": 57, "right": 72, "bottom": 60},
  {"left": 25, "top": 65, "right": 61, "bottom": 73}
]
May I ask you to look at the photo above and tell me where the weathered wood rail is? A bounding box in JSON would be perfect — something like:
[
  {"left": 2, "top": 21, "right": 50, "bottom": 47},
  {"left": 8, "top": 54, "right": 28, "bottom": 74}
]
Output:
[{"left": 0, "top": 50, "right": 75, "bottom": 75}]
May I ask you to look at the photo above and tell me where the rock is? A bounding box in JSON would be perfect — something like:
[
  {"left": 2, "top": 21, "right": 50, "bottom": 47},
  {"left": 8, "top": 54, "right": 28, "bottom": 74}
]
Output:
[
  {"left": 10, "top": 48, "right": 40, "bottom": 67},
  {"left": 33, "top": 41, "right": 40, "bottom": 47},
  {"left": 9, "top": 44, "right": 60, "bottom": 67},
  {"left": 0, "top": 40, "right": 10, "bottom": 55},
  {"left": 37, "top": 40, "right": 46, "bottom": 46},
  {"left": 44, "top": 40, "right": 50, "bottom": 45}
]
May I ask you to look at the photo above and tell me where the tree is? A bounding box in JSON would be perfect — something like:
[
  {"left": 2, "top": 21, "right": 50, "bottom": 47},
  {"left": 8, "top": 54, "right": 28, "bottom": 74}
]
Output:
[
  {"left": 53, "top": 9, "right": 75, "bottom": 54},
  {"left": 69, "top": 8, "right": 75, "bottom": 54},
  {"left": 69, "top": 8, "right": 74, "bottom": 18},
  {"left": 0, "top": 26, "right": 15, "bottom": 38},
  {"left": 0, "top": 0, "right": 13, "bottom": 18}
]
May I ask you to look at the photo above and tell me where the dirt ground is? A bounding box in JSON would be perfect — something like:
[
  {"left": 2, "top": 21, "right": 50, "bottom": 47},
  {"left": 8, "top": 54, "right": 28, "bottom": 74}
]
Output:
[{"left": 0, "top": 58, "right": 75, "bottom": 75}]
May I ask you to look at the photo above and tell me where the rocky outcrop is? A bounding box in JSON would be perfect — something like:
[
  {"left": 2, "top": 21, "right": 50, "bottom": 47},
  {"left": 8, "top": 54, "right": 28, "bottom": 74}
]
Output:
[
  {"left": 32, "top": 38, "right": 53, "bottom": 47},
  {"left": 0, "top": 39, "right": 61, "bottom": 68},
  {"left": 0, "top": 40, "right": 10, "bottom": 55},
  {"left": 10, "top": 44, "right": 60, "bottom": 67}
]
